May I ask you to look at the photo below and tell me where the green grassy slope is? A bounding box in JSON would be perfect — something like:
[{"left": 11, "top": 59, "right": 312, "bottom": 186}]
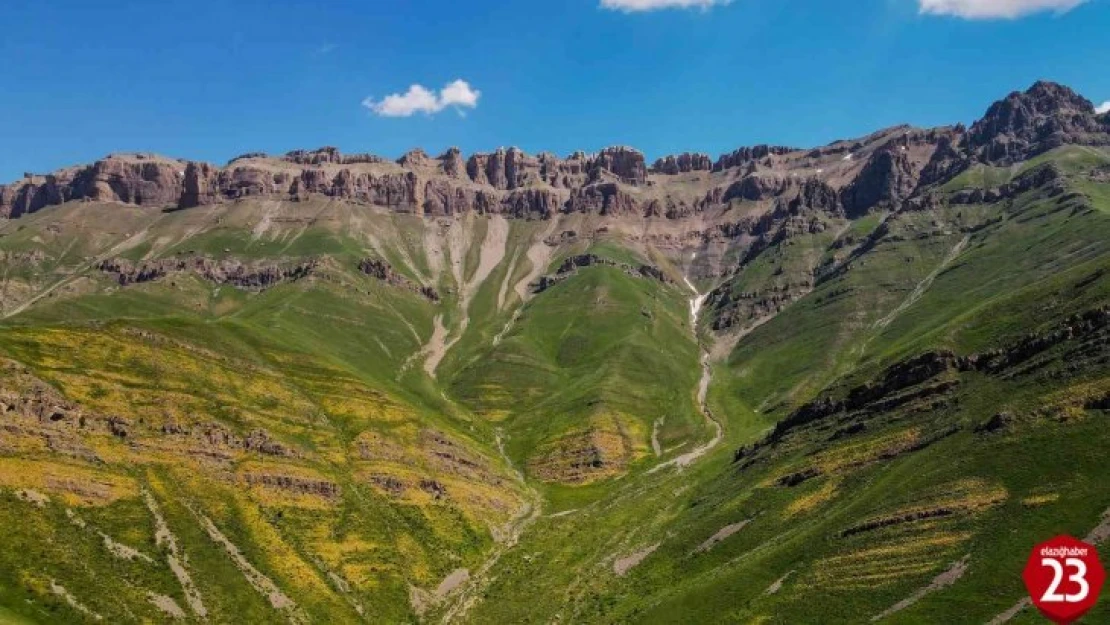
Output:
[
  {"left": 458, "top": 149, "right": 1110, "bottom": 624},
  {"left": 0, "top": 146, "right": 1106, "bottom": 623}
]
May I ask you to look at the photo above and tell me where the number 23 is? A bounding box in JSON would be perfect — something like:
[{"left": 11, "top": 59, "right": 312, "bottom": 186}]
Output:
[{"left": 1041, "top": 557, "right": 1090, "bottom": 603}]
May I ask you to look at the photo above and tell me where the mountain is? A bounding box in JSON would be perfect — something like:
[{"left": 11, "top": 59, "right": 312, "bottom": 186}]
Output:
[{"left": 0, "top": 81, "right": 1108, "bottom": 624}]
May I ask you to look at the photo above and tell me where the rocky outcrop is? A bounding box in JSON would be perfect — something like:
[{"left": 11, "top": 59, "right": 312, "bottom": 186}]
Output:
[
  {"left": 790, "top": 177, "right": 842, "bottom": 214},
  {"left": 533, "top": 254, "right": 671, "bottom": 293},
  {"left": 592, "top": 147, "right": 647, "bottom": 185},
  {"left": 178, "top": 162, "right": 220, "bottom": 209},
  {"left": 949, "top": 162, "right": 1067, "bottom": 205},
  {"left": 760, "top": 305, "right": 1108, "bottom": 448},
  {"left": 358, "top": 258, "right": 440, "bottom": 301},
  {"left": 96, "top": 258, "right": 169, "bottom": 284},
  {"left": 500, "top": 188, "right": 563, "bottom": 219},
  {"left": 420, "top": 429, "right": 503, "bottom": 484},
  {"left": 0, "top": 370, "right": 106, "bottom": 462},
  {"left": 242, "top": 429, "right": 297, "bottom": 457},
  {"left": 840, "top": 146, "right": 919, "bottom": 218},
  {"left": 566, "top": 182, "right": 641, "bottom": 216},
  {"left": 420, "top": 179, "right": 497, "bottom": 216},
  {"left": 528, "top": 421, "right": 637, "bottom": 485},
  {"left": 97, "top": 256, "right": 316, "bottom": 290},
  {"left": 181, "top": 422, "right": 299, "bottom": 458},
  {"left": 962, "top": 306, "right": 1109, "bottom": 375},
  {"left": 243, "top": 473, "right": 340, "bottom": 499},
  {"left": 0, "top": 361, "right": 302, "bottom": 464},
  {"left": 707, "top": 280, "right": 813, "bottom": 332},
  {"left": 467, "top": 148, "right": 522, "bottom": 189},
  {"left": 1, "top": 154, "right": 185, "bottom": 217},
  {"left": 438, "top": 147, "right": 466, "bottom": 177},
  {"left": 712, "top": 145, "right": 795, "bottom": 172},
  {"left": 73, "top": 156, "right": 184, "bottom": 206},
  {"left": 723, "top": 173, "right": 794, "bottom": 203},
  {"left": 918, "top": 130, "right": 969, "bottom": 188},
  {"left": 965, "top": 81, "right": 1110, "bottom": 165},
  {"left": 281, "top": 147, "right": 383, "bottom": 166},
  {"left": 651, "top": 152, "right": 712, "bottom": 175}
]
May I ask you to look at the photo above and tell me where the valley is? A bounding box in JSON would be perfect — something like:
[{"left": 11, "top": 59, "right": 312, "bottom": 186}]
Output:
[{"left": 0, "top": 80, "right": 1108, "bottom": 623}]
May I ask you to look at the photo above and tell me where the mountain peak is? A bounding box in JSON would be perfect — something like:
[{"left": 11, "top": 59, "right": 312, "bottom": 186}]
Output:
[
  {"left": 1022, "top": 80, "right": 1095, "bottom": 113},
  {"left": 965, "top": 80, "right": 1107, "bottom": 165}
]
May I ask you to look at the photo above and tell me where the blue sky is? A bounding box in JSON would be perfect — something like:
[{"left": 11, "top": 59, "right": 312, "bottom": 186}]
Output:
[{"left": 1, "top": 0, "right": 1108, "bottom": 180}]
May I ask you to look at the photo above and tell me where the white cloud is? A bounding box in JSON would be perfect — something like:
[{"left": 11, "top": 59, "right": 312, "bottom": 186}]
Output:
[
  {"left": 918, "top": 0, "right": 1088, "bottom": 19},
  {"left": 439, "top": 80, "right": 481, "bottom": 109},
  {"left": 600, "top": 0, "right": 731, "bottom": 12},
  {"left": 362, "top": 79, "right": 481, "bottom": 118},
  {"left": 1096, "top": 101, "right": 1110, "bottom": 115}
]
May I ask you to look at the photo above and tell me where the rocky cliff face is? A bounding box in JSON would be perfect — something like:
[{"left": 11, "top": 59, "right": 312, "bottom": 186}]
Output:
[
  {"left": 3, "top": 81, "right": 1107, "bottom": 222},
  {"left": 651, "top": 152, "right": 712, "bottom": 174},
  {"left": 0, "top": 154, "right": 187, "bottom": 217},
  {"left": 839, "top": 146, "right": 918, "bottom": 218},
  {"left": 965, "top": 81, "right": 1110, "bottom": 165}
]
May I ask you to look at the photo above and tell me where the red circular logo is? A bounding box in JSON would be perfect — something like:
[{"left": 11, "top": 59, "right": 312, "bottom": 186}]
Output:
[{"left": 1023, "top": 535, "right": 1105, "bottom": 624}]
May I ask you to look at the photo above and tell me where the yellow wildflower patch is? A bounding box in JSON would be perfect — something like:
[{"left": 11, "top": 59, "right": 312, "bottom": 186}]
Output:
[{"left": 0, "top": 458, "right": 136, "bottom": 506}]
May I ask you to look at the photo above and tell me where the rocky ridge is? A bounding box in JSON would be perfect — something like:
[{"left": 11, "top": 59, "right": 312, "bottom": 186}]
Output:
[
  {"left": 532, "top": 254, "right": 671, "bottom": 294},
  {"left": 4, "top": 82, "right": 1106, "bottom": 223},
  {"left": 96, "top": 256, "right": 318, "bottom": 290}
]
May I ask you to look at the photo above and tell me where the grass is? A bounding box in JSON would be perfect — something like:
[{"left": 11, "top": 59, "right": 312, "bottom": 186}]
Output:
[{"left": 0, "top": 144, "right": 1107, "bottom": 623}]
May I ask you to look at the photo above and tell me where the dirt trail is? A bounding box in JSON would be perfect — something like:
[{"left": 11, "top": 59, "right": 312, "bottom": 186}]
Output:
[
  {"left": 650, "top": 267, "right": 722, "bottom": 473},
  {"left": 874, "top": 234, "right": 969, "bottom": 332},
  {"left": 987, "top": 599, "right": 1031, "bottom": 625},
  {"left": 446, "top": 218, "right": 469, "bottom": 291},
  {"left": 548, "top": 508, "right": 578, "bottom": 518},
  {"left": 871, "top": 555, "right": 969, "bottom": 622},
  {"left": 278, "top": 202, "right": 331, "bottom": 255},
  {"left": 4, "top": 214, "right": 165, "bottom": 319},
  {"left": 100, "top": 531, "right": 154, "bottom": 563}
]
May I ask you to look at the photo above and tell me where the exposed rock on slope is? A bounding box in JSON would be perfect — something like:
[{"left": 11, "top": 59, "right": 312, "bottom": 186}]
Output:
[
  {"left": 651, "top": 152, "right": 712, "bottom": 174},
  {"left": 762, "top": 306, "right": 1109, "bottom": 445},
  {"left": 965, "top": 81, "right": 1110, "bottom": 165},
  {"left": 96, "top": 256, "right": 317, "bottom": 290},
  {"left": 532, "top": 254, "right": 671, "bottom": 294},
  {"left": 840, "top": 146, "right": 919, "bottom": 217},
  {"left": 358, "top": 258, "right": 441, "bottom": 300}
]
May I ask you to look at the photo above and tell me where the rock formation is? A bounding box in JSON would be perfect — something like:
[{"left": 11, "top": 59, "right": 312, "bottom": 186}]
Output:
[
  {"left": 4, "top": 81, "right": 1108, "bottom": 226},
  {"left": 965, "top": 81, "right": 1110, "bottom": 165}
]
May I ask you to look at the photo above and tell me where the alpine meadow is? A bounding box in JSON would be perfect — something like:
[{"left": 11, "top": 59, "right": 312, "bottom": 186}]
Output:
[{"left": 1, "top": 80, "right": 1109, "bottom": 624}]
